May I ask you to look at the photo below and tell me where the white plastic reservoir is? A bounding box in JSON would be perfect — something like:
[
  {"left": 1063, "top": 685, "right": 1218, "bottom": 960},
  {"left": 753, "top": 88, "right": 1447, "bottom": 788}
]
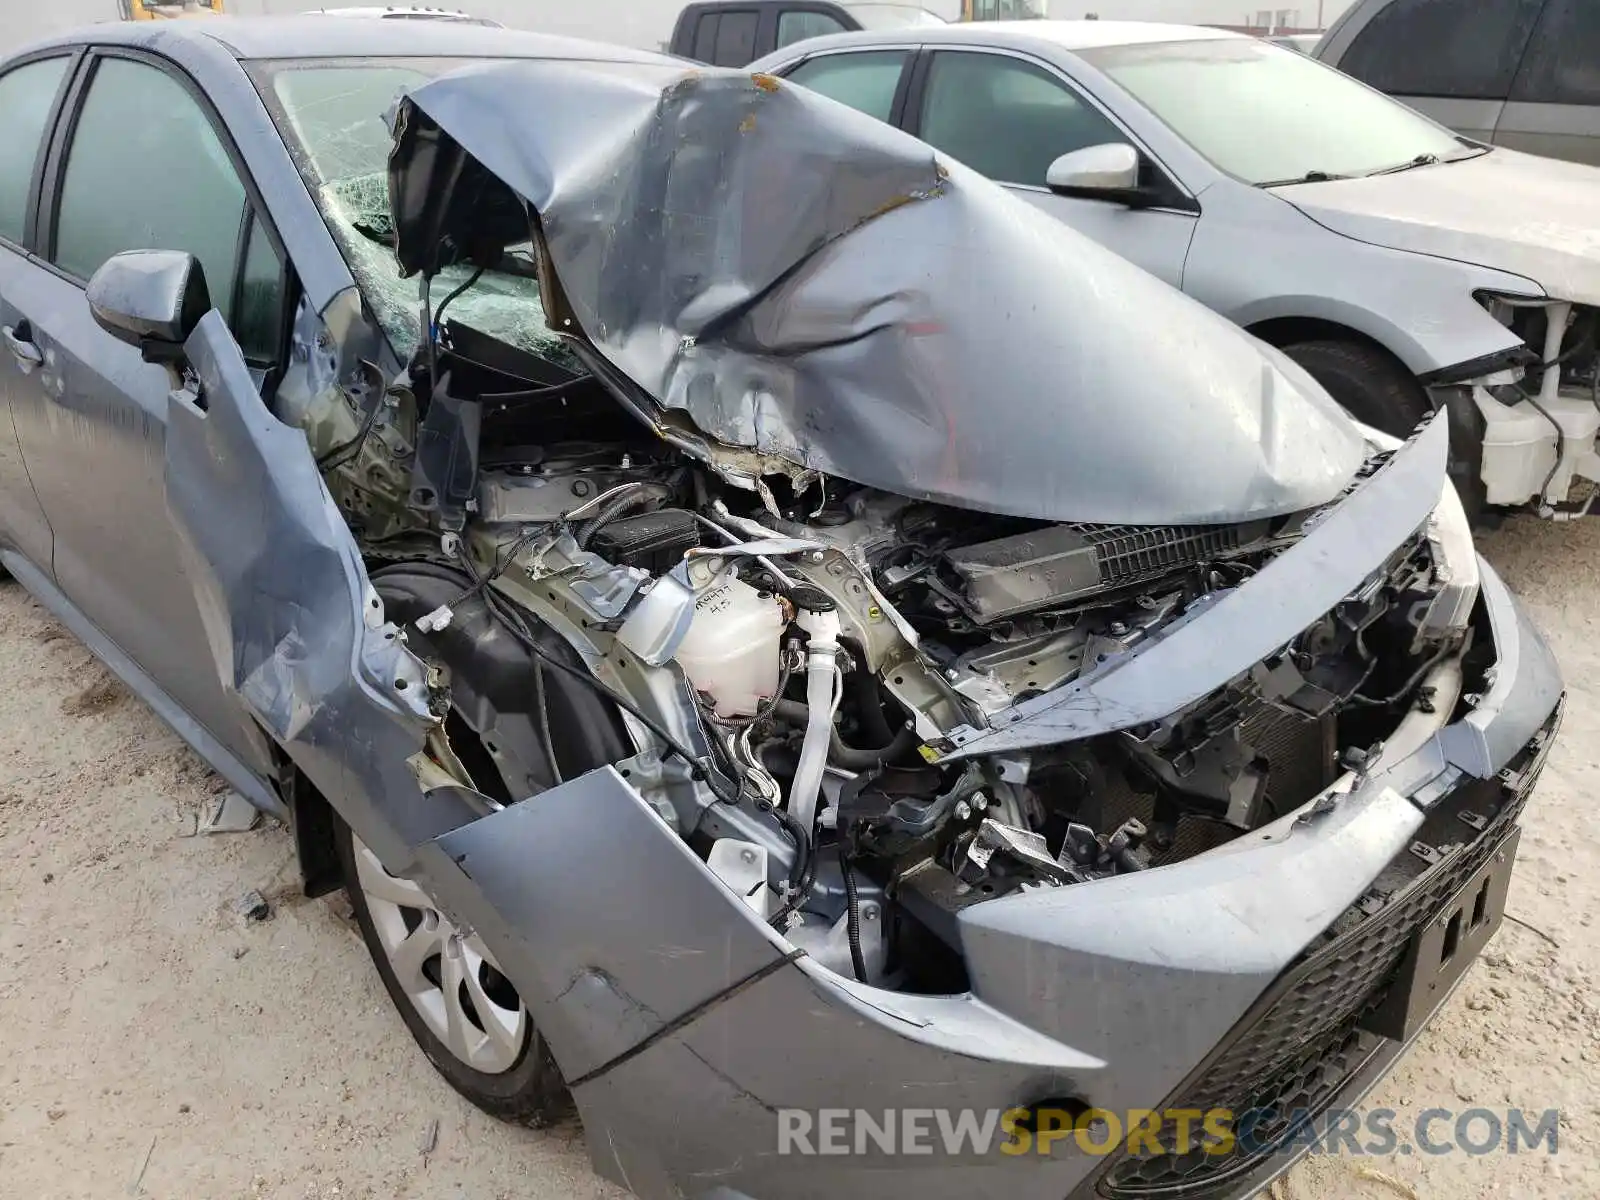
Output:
[{"left": 672, "top": 559, "right": 786, "bottom": 717}]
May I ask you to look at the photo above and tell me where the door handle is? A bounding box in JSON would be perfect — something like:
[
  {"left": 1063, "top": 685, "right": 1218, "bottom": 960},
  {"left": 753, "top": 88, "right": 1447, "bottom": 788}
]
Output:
[{"left": 2, "top": 324, "right": 43, "bottom": 374}]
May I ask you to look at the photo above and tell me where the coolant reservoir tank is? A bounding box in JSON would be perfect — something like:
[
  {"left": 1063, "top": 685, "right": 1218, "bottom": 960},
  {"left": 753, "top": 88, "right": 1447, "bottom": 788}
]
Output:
[{"left": 671, "top": 559, "right": 785, "bottom": 717}]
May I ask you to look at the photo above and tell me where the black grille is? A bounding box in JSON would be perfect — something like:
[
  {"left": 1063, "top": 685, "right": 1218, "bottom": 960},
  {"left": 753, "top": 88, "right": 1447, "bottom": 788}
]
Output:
[
  {"left": 1072, "top": 524, "right": 1248, "bottom": 592},
  {"left": 1096, "top": 707, "right": 1559, "bottom": 1199},
  {"left": 1240, "top": 706, "right": 1335, "bottom": 822},
  {"left": 1090, "top": 707, "right": 1334, "bottom": 870}
]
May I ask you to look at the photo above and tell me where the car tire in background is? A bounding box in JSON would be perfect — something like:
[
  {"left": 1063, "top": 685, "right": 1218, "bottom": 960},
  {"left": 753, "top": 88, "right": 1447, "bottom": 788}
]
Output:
[{"left": 1283, "top": 338, "right": 1433, "bottom": 438}]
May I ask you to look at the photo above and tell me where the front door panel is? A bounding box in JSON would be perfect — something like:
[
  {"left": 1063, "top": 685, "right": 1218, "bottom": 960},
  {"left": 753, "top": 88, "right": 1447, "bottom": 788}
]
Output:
[
  {"left": 7, "top": 260, "right": 275, "bottom": 776},
  {"left": 1017, "top": 189, "right": 1197, "bottom": 289},
  {"left": 0, "top": 250, "right": 56, "bottom": 573}
]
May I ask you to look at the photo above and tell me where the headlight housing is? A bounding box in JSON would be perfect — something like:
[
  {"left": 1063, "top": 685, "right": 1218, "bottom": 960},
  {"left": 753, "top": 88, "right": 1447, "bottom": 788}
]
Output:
[{"left": 1354, "top": 421, "right": 1479, "bottom": 633}]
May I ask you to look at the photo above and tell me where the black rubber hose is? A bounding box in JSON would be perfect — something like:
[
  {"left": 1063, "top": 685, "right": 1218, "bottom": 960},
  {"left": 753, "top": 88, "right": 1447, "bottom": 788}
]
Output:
[
  {"left": 770, "top": 700, "right": 919, "bottom": 769},
  {"left": 574, "top": 488, "right": 656, "bottom": 551},
  {"left": 771, "top": 699, "right": 811, "bottom": 725},
  {"left": 757, "top": 741, "right": 800, "bottom": 779},
  {"left": 767, "top": 805, "right": 814, "bottom": 930},
  {"left": 431, "top": 265, "right": 484, "bottom": 330},
  {"left": 840, "top": 843, "right": 869, "bottom": 983},
  {"left": 849, "top": 667, "right": 895, "bottom": 747},
  {"left": 829, "top": 724, "right": 920, "bottom": 771}
]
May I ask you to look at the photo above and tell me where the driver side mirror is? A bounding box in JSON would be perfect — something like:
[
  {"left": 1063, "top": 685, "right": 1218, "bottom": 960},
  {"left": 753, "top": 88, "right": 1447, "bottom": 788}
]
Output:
[
  {"left": 87, "top": 250, "right": 211, "bottom": 366},
  {"left": 1046, "top": 143, "right": 1166, "bottom": 209}
]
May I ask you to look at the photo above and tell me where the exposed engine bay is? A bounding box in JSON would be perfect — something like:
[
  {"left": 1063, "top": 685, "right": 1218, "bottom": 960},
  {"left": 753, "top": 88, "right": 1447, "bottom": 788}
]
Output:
[
  {"left": 254, "top": 59, "right": 1489, "bottom": 1002},
  {"left": 287, "top": 312, "right": 1470, "bottom": 995}
]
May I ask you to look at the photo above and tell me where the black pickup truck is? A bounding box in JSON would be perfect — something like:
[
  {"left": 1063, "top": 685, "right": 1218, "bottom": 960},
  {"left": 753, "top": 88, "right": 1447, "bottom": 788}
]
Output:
[{"left": 668, "top": 1, "right": 944, "bottom": 67}]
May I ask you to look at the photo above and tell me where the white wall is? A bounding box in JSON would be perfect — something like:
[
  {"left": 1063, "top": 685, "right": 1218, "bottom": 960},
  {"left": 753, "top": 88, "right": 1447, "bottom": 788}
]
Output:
[
  {"left": 4, "top": 0, "right": 124, "bottom": 50},
  {"left": 233, "top": 0, "right": 701, "bottom": 48},
  {"left": 0, "top": 0, "right": 704, "bottom": 53}
]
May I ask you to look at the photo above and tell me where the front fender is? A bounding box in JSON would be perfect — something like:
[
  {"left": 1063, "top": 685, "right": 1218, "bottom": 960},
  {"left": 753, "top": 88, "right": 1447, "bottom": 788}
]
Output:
[{"left": 164, "top": 311, "right": 458, "bottom": 871}]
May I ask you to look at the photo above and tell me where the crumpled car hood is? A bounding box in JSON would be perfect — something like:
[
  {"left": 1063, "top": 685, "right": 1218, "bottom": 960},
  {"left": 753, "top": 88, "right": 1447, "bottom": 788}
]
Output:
[
  {"left": 389, "top": 59, "right": 1365, "bottom": 525},
  {"left": 1275, "top": 148, "right": 1600, "bottom": 304}
]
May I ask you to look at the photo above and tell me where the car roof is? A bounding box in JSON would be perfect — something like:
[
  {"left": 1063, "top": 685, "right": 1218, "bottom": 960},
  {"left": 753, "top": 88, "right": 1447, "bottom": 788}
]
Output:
[
  {"left": 764, "top": 18, "right": 1244, "bottom": 55},
  {"left": 14, "top": 14, "right": 672, "bottom": 64}
]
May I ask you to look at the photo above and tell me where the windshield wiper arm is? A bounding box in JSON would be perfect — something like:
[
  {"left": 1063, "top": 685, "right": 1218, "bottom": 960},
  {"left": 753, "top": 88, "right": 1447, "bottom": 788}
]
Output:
[
  {"left": 1367, "top": 153, "right": 1441, "bottom": 177},
  {"left": 1256, "top": 169, "right": 1350, "bottom": 188},
  {"left": 351, "top": 219, "right": 396, "bottom": 247}
]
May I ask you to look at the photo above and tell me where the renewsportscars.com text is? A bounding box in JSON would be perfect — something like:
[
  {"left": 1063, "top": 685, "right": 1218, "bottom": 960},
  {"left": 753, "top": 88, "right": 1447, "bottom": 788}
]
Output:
[{"left": 775, "top": 1106, "right": 1560, "bottom": 1160}]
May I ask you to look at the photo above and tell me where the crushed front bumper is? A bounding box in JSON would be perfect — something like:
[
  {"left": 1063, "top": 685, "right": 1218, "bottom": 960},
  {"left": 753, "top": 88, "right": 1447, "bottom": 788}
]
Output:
[
  {"left": 1081, "top": 699, "right": 1556, "bottom": 1200},
  {"left": 407, "top": 558, "right": 1561, "bottom": 1200}
]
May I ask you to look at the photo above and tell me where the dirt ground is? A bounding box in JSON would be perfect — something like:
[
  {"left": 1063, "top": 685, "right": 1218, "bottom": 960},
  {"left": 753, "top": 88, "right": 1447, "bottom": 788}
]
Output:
[{"left": 0, "top": 518, "right": 1595, "bottom": 1200}]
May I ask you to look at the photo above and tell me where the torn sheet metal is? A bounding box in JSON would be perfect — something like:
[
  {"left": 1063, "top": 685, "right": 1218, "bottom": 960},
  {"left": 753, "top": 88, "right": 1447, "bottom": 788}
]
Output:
[
  {"left": 164, "top": 312, "right": 462, "bottom": 870},
  {"left": 389, "top": 61, "right": 1366, "bottom": 526},
  {"left": 411, "top": 765, "right": 795, "bottom": 1081}
]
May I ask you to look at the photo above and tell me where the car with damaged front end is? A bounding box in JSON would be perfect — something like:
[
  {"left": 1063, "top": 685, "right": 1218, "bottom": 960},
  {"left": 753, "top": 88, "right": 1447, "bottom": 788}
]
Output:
[{"left": 0, "top": 18, "right": 1566, "bottom": 1200}]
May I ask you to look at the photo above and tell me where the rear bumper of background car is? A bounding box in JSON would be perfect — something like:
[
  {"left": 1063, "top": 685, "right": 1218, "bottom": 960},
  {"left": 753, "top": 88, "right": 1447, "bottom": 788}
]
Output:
[{"left": 407, "top": 557, "right": 1561, "bottom": 1200}]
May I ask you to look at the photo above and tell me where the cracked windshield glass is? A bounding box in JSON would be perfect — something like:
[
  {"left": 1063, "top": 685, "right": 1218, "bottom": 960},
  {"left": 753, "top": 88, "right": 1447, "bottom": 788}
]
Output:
[{"left": 257, "top": 60, "right": 570, "bottom": 363}]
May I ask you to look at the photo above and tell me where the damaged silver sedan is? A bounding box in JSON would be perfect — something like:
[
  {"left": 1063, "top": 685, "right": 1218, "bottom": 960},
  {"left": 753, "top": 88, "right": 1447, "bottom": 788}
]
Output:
[{"left": 0, "top": 17, "right": 1566, "bottom": 1200}]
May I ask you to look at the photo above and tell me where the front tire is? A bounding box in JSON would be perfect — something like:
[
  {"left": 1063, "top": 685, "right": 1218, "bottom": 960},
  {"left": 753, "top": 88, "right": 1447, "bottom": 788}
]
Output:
[
  {"left": 1282, "top": 338, "right": 1432, "bottom": 438},
  {"left": 340, "top": 565, "right": 632, "bottom": 1124},
  {"left": 336, "top": 815, "right": 572, "bottom": 1125}
]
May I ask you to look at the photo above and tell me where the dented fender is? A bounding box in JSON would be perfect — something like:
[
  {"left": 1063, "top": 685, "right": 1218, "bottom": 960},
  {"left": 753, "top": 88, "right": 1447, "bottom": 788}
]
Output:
[
  {"left": 412, "top": 765, "right": 1109, "bottom": 1200},
  {"left": 164, "top": 312, "right": 461, "bottom": 870}
]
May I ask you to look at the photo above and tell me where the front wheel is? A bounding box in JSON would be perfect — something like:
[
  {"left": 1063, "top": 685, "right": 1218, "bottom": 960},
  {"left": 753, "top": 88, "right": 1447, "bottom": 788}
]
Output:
[
  {"left": 345, "top": 566, "right": 632, "bottom": 1123},
  {"left": 336, "top": 817, "right": 572, "bottom": 1125},
  {"left": 1282, "top": 338, "right": 1432, "bottom": 438}
]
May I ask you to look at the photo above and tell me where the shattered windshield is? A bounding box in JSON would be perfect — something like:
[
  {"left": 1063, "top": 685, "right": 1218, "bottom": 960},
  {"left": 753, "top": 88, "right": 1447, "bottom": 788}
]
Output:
[{"left": 252, "top": 59, "right": 570, "bottom": 363}]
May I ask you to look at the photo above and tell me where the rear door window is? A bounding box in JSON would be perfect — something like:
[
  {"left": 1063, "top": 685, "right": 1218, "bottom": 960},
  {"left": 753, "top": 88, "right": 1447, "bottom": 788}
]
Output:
[
  {"left": 1336, "top": 0, "right": 1545, "bottom": 100},
  {"left": 1510, "top": 0, "right": 1600, "bottom": 106},
  {"left": 776, "top": 9, "right": 851, "bottom": 49},
  {"left": 785, "top": 50, "right": 908, "bottom": 123},
  {"left": 711, "top": 10, "right": 760, "bottom": 65},
  {"left": 0, "top": 57, "right": 70, "bottom": 248}
]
